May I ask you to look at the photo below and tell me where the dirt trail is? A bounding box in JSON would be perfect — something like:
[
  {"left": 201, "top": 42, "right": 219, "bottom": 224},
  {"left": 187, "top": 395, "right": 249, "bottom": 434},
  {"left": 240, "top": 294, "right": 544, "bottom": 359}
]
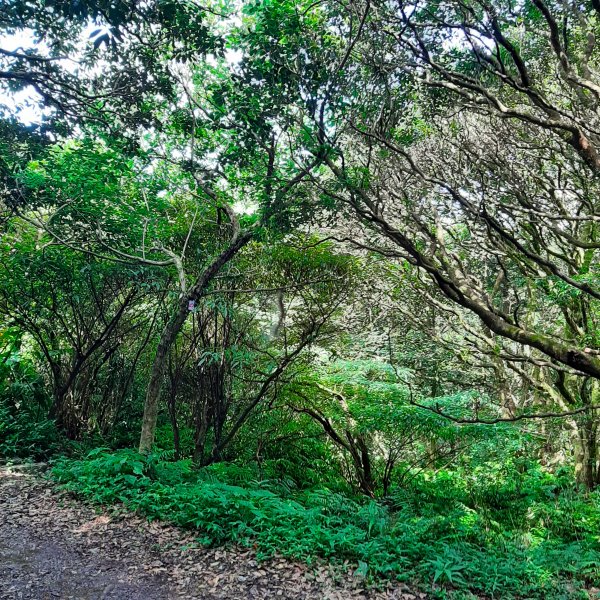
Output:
[{"left": 0, "top": 466, "right": 420, "bottom": 600}]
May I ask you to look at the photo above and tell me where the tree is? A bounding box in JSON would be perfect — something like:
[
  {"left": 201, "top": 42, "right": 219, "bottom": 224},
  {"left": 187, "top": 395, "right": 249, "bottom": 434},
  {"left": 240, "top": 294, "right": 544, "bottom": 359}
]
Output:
[
  {"left": 243, "top": 0, "right": 600, "bottom": 486},
  {"left": 160, "top": 238, "right": 357, "bottom": 465},
  {"left": 1, "top": 0, "right": 218, "bottom": 131},
  {"left": 0, "top": 221, "right": 159, "bottom": 437}
]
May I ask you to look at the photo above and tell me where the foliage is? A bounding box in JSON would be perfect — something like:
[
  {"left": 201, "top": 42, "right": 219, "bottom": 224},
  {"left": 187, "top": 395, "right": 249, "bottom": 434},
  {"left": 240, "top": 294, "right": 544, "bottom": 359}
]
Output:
[
  {"left": 0, "top": 401, "right": 60, "bottom": 460},
  {"left": 52, "top": 448, "right": 600, "bottom": 598},
  {"left": 0, "top": 331, "right": 60, "bottom": 459},
  {"left": 2, "top": 0, "right": 600, "bottom": 596}
]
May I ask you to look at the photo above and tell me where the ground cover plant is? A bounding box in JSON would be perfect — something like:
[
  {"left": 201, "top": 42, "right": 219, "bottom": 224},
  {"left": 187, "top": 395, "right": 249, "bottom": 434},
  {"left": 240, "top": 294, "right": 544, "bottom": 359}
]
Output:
[{"left": 50, "top": 448, "right": 600, "bottom": 598}]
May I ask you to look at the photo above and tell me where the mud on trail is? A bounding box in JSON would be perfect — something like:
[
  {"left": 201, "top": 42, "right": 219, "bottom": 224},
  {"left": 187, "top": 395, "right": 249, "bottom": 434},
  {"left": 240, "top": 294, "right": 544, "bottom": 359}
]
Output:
[{"left": 0, "top": 466, "right": 420, "bottom": 600}]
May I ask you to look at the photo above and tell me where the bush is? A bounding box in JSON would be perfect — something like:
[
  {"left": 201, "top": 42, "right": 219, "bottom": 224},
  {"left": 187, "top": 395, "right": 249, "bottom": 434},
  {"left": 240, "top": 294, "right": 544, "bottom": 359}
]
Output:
[
  {"left": 0, "top": 401, "right": 61, "bottom": 459},
  {"left": 0, "top": 343, "right": 60, "bottom": 460}
]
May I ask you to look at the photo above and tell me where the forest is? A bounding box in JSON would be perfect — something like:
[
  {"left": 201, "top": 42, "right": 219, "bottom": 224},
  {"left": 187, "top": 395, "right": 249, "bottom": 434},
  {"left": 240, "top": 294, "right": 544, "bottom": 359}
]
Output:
[{"left": 0, "top": 0, "right": 599, "bottom": 598}]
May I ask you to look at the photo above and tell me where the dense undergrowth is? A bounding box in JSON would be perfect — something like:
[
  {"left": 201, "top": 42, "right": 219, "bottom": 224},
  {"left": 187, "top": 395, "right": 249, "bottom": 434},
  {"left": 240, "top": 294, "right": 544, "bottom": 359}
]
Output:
[
  {"left": 2, "top": 363, "right": 599, "bottom": 599},
  {"left": 51, "top": 449, "right": 600, "bottom": 599},
  {"left": 0, "top": 358, "right": 62, "bottom": 460}
]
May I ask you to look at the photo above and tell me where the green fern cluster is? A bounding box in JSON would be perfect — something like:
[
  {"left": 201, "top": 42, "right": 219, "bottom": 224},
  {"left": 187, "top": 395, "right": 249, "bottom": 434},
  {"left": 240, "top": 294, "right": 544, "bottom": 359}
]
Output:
[{"left": 52, "top": 449, "right": 600, "bottom": 599}]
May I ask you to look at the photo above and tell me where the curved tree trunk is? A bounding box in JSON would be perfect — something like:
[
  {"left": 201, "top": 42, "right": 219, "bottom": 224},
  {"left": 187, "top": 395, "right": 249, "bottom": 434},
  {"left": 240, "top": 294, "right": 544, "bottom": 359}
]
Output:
[{"left": 138, "top": 231, "right": 253, "bottom": 453}]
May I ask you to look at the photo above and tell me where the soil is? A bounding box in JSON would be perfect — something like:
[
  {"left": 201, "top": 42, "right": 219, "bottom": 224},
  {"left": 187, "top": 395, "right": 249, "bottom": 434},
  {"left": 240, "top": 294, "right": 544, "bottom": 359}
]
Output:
[{"left": 0, "top": 465, "right": 424, "bottom": 600}]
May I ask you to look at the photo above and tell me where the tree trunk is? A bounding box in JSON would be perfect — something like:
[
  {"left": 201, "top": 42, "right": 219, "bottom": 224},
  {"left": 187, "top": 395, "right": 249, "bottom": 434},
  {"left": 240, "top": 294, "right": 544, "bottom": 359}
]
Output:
[
  {"left": 346, "top": 432, "right": 375, "bottom": 497},
  {"left": 193, "top": 399, "right": 211, "bottom": 465},
  {"left": 574, "top": 417, "right": 598, "bottom": 490},
  {"left": 167, "top": 389, "right": 180, "bottom": 460},
  {"left": 138, "top": 231, "right": 253, "bottom": 453}
]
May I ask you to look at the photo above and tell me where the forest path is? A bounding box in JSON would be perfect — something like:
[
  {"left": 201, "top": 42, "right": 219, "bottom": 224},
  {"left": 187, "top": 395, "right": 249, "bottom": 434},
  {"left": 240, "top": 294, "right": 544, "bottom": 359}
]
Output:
[{"left": 0, "top": 466, "right": 419, "bottom": 600}]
